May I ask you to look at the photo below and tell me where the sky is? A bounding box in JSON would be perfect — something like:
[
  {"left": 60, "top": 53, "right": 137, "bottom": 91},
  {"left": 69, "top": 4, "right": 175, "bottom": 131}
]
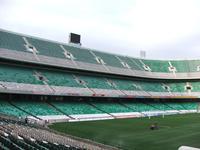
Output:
[{"left": 1, "top": 0, "right": 200, "bottom": 60}]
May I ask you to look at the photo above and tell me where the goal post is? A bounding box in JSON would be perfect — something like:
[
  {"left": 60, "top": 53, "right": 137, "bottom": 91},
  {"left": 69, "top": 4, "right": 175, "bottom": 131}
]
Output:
[{"left": 197, "top": 103, "right": 200, "bottom": 113}]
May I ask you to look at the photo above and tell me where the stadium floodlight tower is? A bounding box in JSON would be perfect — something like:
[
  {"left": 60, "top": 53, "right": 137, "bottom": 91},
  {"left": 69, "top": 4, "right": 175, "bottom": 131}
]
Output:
[
  {"left": 140, "top": 50, "right": 146, "bottom": 59},
  {"left": 68, "top": 33, "right": 81, "bottom": 46}
]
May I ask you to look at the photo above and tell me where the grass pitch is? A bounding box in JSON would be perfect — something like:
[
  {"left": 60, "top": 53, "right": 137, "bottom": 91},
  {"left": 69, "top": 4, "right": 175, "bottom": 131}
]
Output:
[{"left": 49, "top": 113, "right": 200, "bottom": 150}]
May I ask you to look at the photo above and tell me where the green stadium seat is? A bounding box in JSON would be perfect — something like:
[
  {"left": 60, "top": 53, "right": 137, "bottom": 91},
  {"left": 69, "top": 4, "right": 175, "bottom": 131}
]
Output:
[
  {"left": 41, "top": 70, "right": 82, "bottom": 87},
  {"left": 92, "top": 51, "right": 124, "bottom": 68},
  {"left": 26, "top": 37, "right": 66, "bottom": 59},
  {"left": 112, "top": 79, "right": 138, "bottom": 91},
  {"left": 122, "top": 102, "right": 157, "bottom": 112},
  {"left": 166, "top": 102, "right": 186, "bottom": 110},
  {"left": 13, "top": 101, "right": 62, "bottom": 116},
  {"left": 138, "top": 81, "right": 166, "bottom": 92},
  {"left": 116, "top": 56, "right": 143, "bottom": 70},
  {"left": 170, "top": 60, "right": 190, "bottom": 73},
  {"left": 77, "top": 75, "right": 113, "bottom": 89},
  {"left": 0, "top": 101, "right": 27, "bottom": 117},
  {"left": 168, "top": 83, "right": 185, "bottom": 92},
  {"left": 180, "top": 102, "right": 198, "bottom": 110},
  {"left": 190, "top": 82, "right": 200, "bottom": 92},
  {"left": 63, "top": 45, "right": 98, "bottom": 64},
  {"left": 187, "top": 60, "right": 200, "bottom": 72},
  {"left": 91, "top": 101, "right": 131, "bottom": 113},
  {"left": 142, "top": 59, "right": 169, "bottom": 72},
  {"left": 0, "top": 64, "right": 43, "bottom": 85},
  {"left": 0, "top": 30, "right": 27, "bottom": 52},
  {"left": 147, "top": 102, "right": 172, "bottom": 110},
  {"left": 51, "top": 101, "right": 101, "bottom": 115}
]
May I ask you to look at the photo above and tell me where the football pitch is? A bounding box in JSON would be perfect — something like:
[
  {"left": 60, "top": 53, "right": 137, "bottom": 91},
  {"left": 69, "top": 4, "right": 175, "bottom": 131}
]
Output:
[{"left": 49, "top": 113, "right": 200, "bottom": 150}]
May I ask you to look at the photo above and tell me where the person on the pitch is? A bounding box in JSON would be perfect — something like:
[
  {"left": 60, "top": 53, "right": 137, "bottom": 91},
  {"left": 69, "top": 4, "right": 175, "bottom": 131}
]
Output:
[{"left": 150, "top": 122, "right": 159, "bottom": 130}]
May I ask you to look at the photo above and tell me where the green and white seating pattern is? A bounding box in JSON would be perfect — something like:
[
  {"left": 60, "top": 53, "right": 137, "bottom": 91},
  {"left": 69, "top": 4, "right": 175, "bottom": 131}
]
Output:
[
  {"left": 180, "top": 102, "right": 198, "bottom": 110},
  {"left": 63, "top": 45, "right": 98, "bottom": 64},
  {"left": 41, "top": 70, "right": 82, "bottom": 87},
  {"left": 142, "top": 59, "right": 170, "bottom": 72},
  {"left": 77, "top": 75, "right": 113, "bottom": 89},
  {"left": 0, "top": 65, "right": 43, "bottom": 85},
  {"left": 1, "top": 64, "right": 200, "bottom": 95},
  {"left": 0, "top": 101, "right": 27, "bottom": 117},
  {"left": 123, "top": 102, "right": 157, "bottom": 112},
  {"left": 0, "top": 31, "right": 27, "bottom": 52},
  {"left": 51, "top": 101, "right": 101, "bottom": 115},
  {"left": 27, "top": 37, "right": 66, "bottom": 59},
  {"left": 3, "top": 29, "right": 200, "bottom": 74},
  {"left": 92, "top": 51, "right": 124, "bottom": 68},
  {"left": 13, "top": 101, "right": 62, "bottom": 116},
  {"left": 166, "top": 103, "right": 186, "bottom": 110},
  {"left": 0, "top": 99, "right": 198, "bottom": 118},
  {"left": 91, "top": 101, "right": 131, "bottom": 113}
]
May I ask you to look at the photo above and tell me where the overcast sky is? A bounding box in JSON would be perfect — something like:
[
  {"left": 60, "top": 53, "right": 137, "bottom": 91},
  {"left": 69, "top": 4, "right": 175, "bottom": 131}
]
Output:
[{"left": 1, "top": 0, "right": 200, "bottom": 59}]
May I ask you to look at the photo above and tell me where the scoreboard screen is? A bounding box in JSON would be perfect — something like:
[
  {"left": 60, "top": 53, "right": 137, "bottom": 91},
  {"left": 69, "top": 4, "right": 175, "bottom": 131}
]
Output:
[{"left": 69, "top": 33, "right": 81, "bottom": 44}]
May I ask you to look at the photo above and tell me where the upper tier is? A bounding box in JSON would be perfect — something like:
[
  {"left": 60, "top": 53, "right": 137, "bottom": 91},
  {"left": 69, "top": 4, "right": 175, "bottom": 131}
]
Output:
[{"left": 1, "top": 29, "right": 200, "bottom": 80}]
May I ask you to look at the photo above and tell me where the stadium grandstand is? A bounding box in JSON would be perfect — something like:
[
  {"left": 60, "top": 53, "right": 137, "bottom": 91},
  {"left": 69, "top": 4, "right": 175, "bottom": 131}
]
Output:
[{"left": 0, "top": 28, "right": 200, "bottom": 150}]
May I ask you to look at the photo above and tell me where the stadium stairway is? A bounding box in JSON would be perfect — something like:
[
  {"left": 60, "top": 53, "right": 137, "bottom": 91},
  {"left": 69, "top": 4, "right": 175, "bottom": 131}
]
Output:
[
  {"left": 142, "top": 102, "right": 166, "bottom": 111},
  {"left": 0, "top": 117, "right": 101, "bottom": 150},
  {"left": 117, "top": 101, "right": 147, "bottom": 117},
  {"left": 10, "top": 101, "right": 76, "bottom": 123},
  {"left": 0, "top": 100, "right": 27, "bottom": 117},
  {"left": 87, "top": 100, "right": 146, "bottom": 119},
  {"left": 180, "top": 102, "right": 198, "bottom": 110},
  {"left": 85, "top": 101, "right": 116, "bottom": 119},
  {"left": 163, "top": 102, "right": 182, "bottom": 113},
  {"left": 9, "top": 101, "right": 42, "bottom": 120},
  {"left": 46, "top": 102, "right": 75, "bottom": 120}
]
